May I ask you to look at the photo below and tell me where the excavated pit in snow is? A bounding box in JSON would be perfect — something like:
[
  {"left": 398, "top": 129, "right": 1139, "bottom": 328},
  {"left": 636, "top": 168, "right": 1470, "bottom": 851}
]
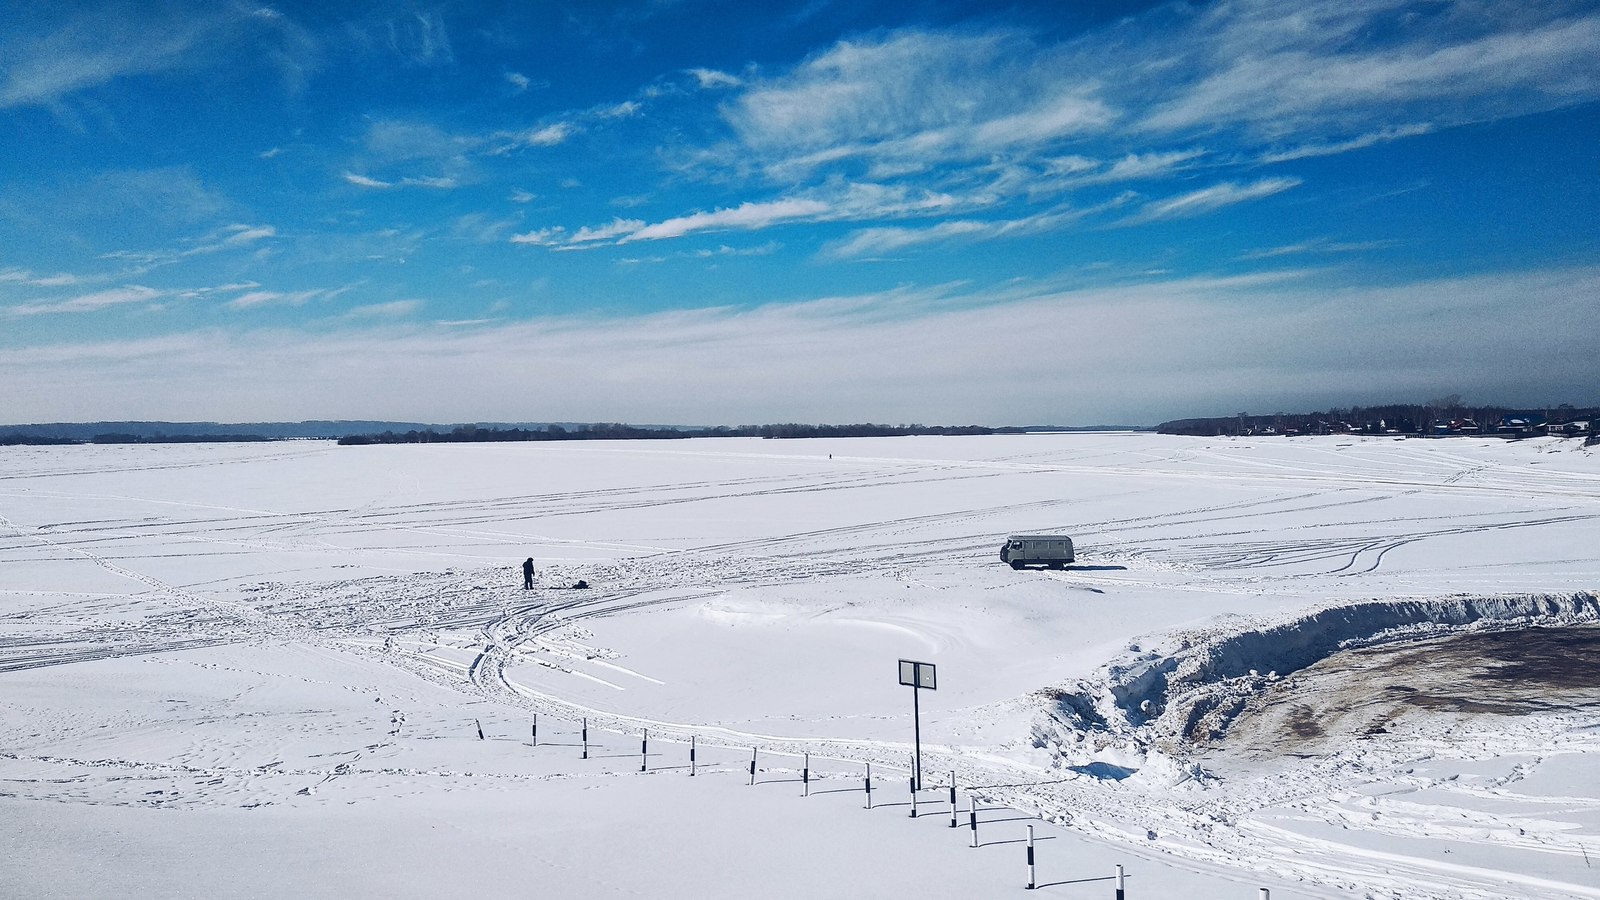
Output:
[{"left": 1038, "top": 592, "right": 1600, "bottom": 761}]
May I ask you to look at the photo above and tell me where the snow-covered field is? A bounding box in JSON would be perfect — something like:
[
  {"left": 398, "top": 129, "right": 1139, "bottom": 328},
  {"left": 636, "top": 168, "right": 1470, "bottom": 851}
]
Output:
[{"left": 2, "top": 433, "right": 1597, "bottom": 899}]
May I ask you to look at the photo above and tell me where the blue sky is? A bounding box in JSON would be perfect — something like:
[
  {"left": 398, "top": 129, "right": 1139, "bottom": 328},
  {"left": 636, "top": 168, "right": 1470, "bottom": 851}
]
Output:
[{"left": 2, "top": 0, "right": 1597, "bottom": 426}]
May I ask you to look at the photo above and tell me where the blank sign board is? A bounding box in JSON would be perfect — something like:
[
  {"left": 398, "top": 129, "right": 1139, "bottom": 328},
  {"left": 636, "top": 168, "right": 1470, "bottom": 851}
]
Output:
[{"left": 898, "top": 659, "right": 936, "bottom": 690}]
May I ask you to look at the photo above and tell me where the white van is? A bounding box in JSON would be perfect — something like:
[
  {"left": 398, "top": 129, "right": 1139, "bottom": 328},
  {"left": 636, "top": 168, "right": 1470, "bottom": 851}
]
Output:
[{"left": 999, "top": 535, "right": 1075, "bottom": 569}]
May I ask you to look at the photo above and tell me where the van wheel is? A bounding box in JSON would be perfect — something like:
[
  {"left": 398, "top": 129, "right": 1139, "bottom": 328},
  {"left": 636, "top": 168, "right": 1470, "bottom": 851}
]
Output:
[{"left": 1010, "top": 561, "right": 1025, "bottom": 570}]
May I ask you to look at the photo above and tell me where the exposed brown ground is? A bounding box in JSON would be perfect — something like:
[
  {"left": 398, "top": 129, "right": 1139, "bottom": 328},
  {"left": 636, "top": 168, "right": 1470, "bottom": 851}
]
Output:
[{"left": 1199, "top": 625, "right": 1600, "bottom": 760}]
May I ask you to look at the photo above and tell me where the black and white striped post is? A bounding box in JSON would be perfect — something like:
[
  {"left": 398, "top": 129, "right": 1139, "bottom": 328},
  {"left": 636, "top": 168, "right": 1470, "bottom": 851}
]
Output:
[
  {"left": 689, "top": 735, "right": 697, "bottom": 776},
  {"left": 1115, "top": 864, "right": 1125, "bottom": 900},
  {"left": 640, "top": 729, "right": 648, "bottom": 773},
  {"left": 582, "top": 718, "right": 589, "bottom": 760},
  {"left": 909, "top": 775, "right": 918, "bottom": 818},
  {"left": 748, "top": 747, "right": 757, "bottom": 786},
  {"left": 1025, "top": 824, "right": 1036, "bottom": 890},
  {"left": 475, "top": 718, "right": 484, "bottom": 741},
  {"left": 969, "top": 796, "right": 979, "bottom": 848},
  {"left": 1258, "top": 890, "right": 1269, "bottom": 900},
  {"left": 802, "top": 752, "right": 810, "bottom": 797},
  {"left": 949, "top": 773, "right": 958, "bottom": 828},
  {"left": 531, "top": 714, "right": 538, "bottom": 747},
  {"left": 864, "top": 762, "right": 873, "bottom": 809}
]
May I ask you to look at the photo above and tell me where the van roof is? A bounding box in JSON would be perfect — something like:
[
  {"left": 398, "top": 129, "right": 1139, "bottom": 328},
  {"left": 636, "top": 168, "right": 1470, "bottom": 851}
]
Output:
[{"left": 1006, "top": 535, "right": 1073, "bottom": 541}]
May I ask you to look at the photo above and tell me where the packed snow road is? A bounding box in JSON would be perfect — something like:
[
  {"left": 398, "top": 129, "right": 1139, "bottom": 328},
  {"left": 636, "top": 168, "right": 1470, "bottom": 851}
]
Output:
[{"left": 2, "top": 433, "right": 1598, "bottom": 899}]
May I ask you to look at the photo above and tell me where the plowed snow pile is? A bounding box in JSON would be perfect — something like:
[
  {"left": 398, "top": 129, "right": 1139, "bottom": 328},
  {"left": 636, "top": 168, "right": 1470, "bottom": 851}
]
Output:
[{"left": 3, "top": 433, "right": 1598, "bottom": 899}]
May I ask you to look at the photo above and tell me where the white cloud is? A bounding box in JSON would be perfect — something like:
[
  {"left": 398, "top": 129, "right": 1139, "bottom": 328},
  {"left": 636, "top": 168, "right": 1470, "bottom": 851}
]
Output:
[
  {"left": 570, "top": 218, "right": 647, "bottom": 244},
  {"left": 626, "top": 199, "right": 832, "bottom": 242},
  {"left": 724, "top": 30, "right": 1112, "bottom": 179},
  {"left": 0, "top": 267, "right": 84, "bottom": 288},
  {"left": 6, "top": 285, "right": 163, "bottom": 316},
  {"left": 600, "top": 101, "right": 642, "bottom": 119},
  {"left": 824, "top": 191, "right": 1138, "bottom": 259},
  {"left": 0, "top": 5, "right": 315, "bottom": 109},
  {"left": 343, "top": 172, "right": 392, "bottom": 189},
  {"left": 523, "top": 180, "right": 974, "bottom": 251},
  {"left": 1139, "top": 7, "right": 1600, "bottom": 137},
  {"left": 1124, "top": 177, "right": 1302, "bottom": 224},
  {"left": 1258, "top": 124, "right": 1434, "bottom": 163},
  {"left": 344, "top": 299, "right": 422, "bottom": 319},
  {"left": 689, "top": 68, "right": 741, "bottom": 89},
  {"left": 510, "top": 227, "right": 565, "bottom": 246},
  {"left": 221, "top": 224, "right": 277, "bottom": 246},
  {"left": 6, "top": 266, "right": 1594, "bottom": 426},
  {"left": 227, "top": 288, "right": 319, "bottom": 310},
  {"left": 504, "top": 71, "right": 531, "bottom": 92},
  {"left": 510, "top": 123, "right": 575, "bottom": 148},
  {"left": 1238, "top": 238, "right": 1396, "bottom": 261},
  {"left": 400, "top": 175, "right": 457, "bottom": 189}
]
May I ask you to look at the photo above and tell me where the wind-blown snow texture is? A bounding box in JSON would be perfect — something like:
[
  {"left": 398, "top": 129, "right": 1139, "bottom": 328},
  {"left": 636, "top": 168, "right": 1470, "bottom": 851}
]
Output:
[{"left": 2, "top": 433, "right": 1598, "bottom": 899}]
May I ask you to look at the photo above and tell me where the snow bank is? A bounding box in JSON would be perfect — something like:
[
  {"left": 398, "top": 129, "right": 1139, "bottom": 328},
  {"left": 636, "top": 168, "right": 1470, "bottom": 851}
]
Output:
[{"left": 1040, "top": 592, "right": 1600, "bottom": 750}]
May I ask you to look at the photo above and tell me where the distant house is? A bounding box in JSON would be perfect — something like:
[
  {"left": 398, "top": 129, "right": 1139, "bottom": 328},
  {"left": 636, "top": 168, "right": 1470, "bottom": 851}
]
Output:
[
  {"left": 1557, "top": 420, "right": 1591, "bottom": 436},
  {"left": 1497, "top": 415, "right": 1548, "bottom": 437}
]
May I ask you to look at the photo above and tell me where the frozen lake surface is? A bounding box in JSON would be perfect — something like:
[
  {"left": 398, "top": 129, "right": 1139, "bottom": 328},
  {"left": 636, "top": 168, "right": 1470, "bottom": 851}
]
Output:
[{"left": 2, "top": 433, "right": 1598, "bottom": 898}]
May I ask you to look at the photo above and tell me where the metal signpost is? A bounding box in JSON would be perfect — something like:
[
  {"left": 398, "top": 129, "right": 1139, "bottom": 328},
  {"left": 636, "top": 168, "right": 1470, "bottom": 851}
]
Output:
[{"left": 897, "top": 658, "right": 936, "bottom": 791}]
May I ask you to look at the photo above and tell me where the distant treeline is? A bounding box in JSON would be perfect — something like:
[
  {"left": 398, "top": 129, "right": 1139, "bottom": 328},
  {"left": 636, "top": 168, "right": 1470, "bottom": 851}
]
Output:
[
  {"left": 1158, "top": 399, "right": 1599, "bottom": 437},
  {"left": 0, "top": 420, "right": 440, "bottom": 442},
  {"left": 0, "top": 432, "right": 274, "bottom": 445},
  {"left": 337, "top": 422, "right": 1031, "bottom": 445}
]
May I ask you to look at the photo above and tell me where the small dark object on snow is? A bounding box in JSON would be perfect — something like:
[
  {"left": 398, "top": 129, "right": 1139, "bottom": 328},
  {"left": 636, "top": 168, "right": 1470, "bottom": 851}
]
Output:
[
  {"left": 521, "top": 557, "right": 535, "bottom": 589},
  {"left": 571, "top": 580, "right": 589, "bottom": 589}
]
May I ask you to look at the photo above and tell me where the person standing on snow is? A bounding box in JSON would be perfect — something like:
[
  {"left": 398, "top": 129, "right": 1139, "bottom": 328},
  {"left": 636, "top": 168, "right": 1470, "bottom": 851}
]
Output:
[{"left": 522, "top": 557, "right": 536, "bottom": 589}]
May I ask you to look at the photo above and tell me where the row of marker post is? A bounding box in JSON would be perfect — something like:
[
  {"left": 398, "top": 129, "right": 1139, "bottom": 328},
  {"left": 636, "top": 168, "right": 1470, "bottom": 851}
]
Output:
[{"left": 483, "top": 716, "right": 1280, "bottom": 896}]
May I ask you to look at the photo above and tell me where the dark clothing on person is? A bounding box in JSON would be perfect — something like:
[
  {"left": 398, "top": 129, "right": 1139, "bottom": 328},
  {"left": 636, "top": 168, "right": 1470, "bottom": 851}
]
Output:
[{"left": 522, "top": 558, "right": 535, "bottom": 589}]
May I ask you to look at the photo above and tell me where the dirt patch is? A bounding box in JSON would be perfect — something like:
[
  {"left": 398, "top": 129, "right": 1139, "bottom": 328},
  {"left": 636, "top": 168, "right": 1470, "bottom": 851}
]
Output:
[{"left": 1196, "top": 625, "right": 1600, "bottom": 760}]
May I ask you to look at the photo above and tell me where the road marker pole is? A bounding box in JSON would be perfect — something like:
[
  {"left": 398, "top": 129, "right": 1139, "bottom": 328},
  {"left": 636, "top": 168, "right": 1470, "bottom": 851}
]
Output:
[
  {"left": 803, "top": 752, "right": 810, "bottom": 797},
  {"left": 475, "top": 718, "right": 484, "bottom": 741},
  {"left": 582, "top": 718, "right": 588, "bottom": 760},
  {"left": 909, "top": 774, "right": 918, "bottom": 818},
  {"left": 864, "top": 763, "right": 873, "bottom": 809},
  {"left": 1115, "top": 863, "right": 1125, "bottom": 900},
  {"left": 1026, "top": 825, "right": 1036, "bottom": 890},
  {"left": 689, "top": 735, "right": 696, "bottom": 776},
  {"left": 949, "top": 772, "right": 958, "bottom": 828},
  {"left": 748, "top": 747, "right": 757, "bottom": 786},
  {"left": 531, "top": 714, "right": 537, "bottom": 747},
  {"left": 640, "top": 729, "right": 648, "bottom": 773},
  {"left": 969, "top": 796, "right": 979, "bottom": 848}
]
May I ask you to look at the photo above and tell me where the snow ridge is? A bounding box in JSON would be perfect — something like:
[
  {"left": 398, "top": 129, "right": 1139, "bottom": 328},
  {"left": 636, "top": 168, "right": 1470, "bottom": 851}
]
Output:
[{"left": 1053, "top": 592, "right": 1600, "bottom": 744}]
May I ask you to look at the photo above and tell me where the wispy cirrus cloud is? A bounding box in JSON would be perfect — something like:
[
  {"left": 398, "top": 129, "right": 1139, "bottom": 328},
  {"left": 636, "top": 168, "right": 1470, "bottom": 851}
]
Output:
[
  {"left": 627, "top": 198, "right": 831, "bottom": 242},
  {"left": 0, "top": 267, "right": 86, "bottom": 288},
  {"left": 0, "top": 4, "right": 316, "bottom": 110},
  {"left": 824, "top": 192, "right": 1138, "bottom": 259},
  {"left": 227, "top": 289, "right": 322, "bottom": 310},
  {"left": 722, "top": 30, "right": 1112, "bottom": 181},
  {"left": 343, "top": 172, "right": 456, "bottom": 190},
  {"left": 5, "top": 285, "right": 163, "bottom": 316},
  {"left": 1258, "top": 124, "right": 1434, "bottom": 163},
  {"left": 1123, "top": 177, "right": 1303, "bottom": 225},
  {"left": 344, "top": 172, "right": 393, "bottom": 189},
  {"left": 1138, "top": 4, "right": 1600, "bottom": 138},
  {"left": 1238, "top": 237, "right": 1397, "bottom": 261},
  {"left": 516, "top": 182, "right": 965, "bottom": 250}
]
